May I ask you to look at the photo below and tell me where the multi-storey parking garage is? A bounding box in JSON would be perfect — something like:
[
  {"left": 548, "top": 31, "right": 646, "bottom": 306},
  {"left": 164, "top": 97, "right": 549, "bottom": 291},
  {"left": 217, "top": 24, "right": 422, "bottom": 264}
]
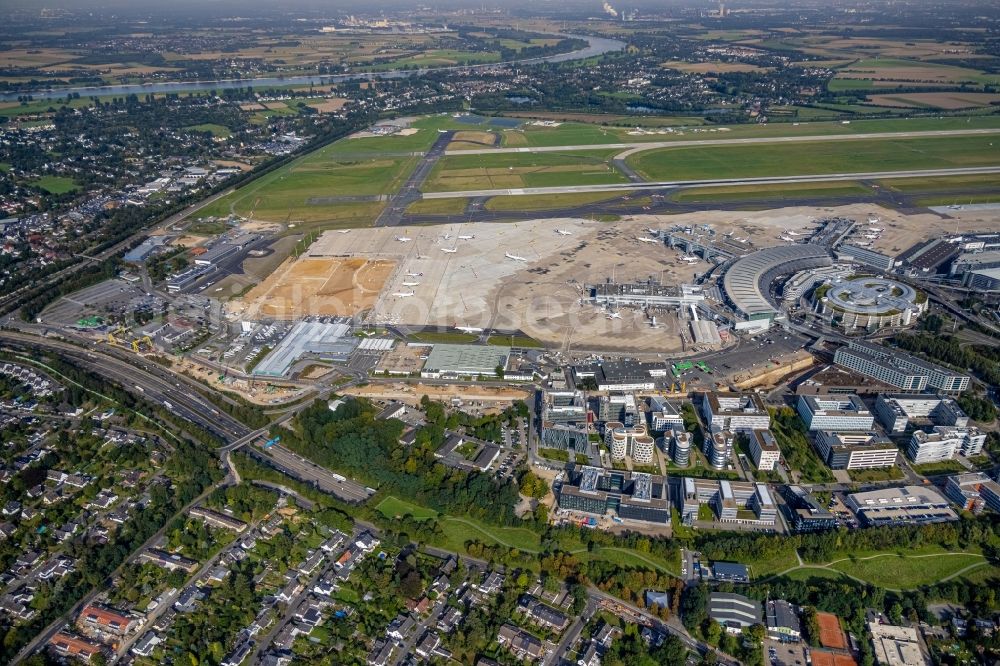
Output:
[
  {"left": 721, "top": 244, "right": 833, "bottom": 330},
  {"left": 814, "top": 276, "right": 926, "bottom": 331}
]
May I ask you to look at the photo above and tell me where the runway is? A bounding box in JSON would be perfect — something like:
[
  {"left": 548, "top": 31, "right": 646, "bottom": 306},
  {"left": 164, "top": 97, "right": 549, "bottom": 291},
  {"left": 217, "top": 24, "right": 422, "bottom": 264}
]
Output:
[
  {"left": 443, "top": 127, "right": 1000, "bottom": 156},
  {"left": 420, "top": 165, "right": 1000, "bottom": 199}
]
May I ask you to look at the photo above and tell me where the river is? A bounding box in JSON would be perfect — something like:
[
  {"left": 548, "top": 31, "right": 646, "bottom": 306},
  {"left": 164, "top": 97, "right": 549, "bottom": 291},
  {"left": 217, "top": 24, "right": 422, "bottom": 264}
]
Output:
[{"left": 0, "top": 34, "right": 624, "bottom": 103}]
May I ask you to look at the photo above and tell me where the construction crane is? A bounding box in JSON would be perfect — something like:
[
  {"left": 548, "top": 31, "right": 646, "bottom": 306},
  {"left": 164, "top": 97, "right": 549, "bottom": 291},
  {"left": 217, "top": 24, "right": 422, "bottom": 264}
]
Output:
[
  {"left": 131, "top": 336, "right": 154, "bottom": 353},
  {"left": 107, "top": 325, "right": 129, "bottom": 347}
]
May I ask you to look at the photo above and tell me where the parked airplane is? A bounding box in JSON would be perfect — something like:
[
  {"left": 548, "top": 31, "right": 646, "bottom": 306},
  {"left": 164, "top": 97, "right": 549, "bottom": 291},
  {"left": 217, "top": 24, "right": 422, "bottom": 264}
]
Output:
[
  {"left": 505, "top": 252, "right": 527, "bottom": 262},
  {"left": 646, "top": 228, "right": 659, "bottom": 235},
  {"left": 392, "top": 291, "right": 415, "bottom": 297},
  {"left": 457, "top": 234, "right": 474, "bottom": 240},
  {"left": 395, "top": 236, "right": 412, "bottom": 242},
  {"left": 442, "top": 234, "right": 451, "bottom": 240},
  {"left": 556, "top": 229, "right": 573, "bottom": 236},
  {"left": 786, "top": 230, "right": 804, "bottom": 236},
  {"left": 441, "top": 248, "right": 458, "bottom": 254},
  {"left": 869, "top": 227, "right": 884, "bottom": 233},
  {"left": 678, "top": 256, "right": 699, "bottom": 263},
  {"left": 336, "top": 229, "right": 351, "bottom": 234},
  {"left": 606, "top": 312, "right": 622, "bottom": 320},
  {"left": 402, "top": 281, "right": 420, "bottom": 287},
  {"left": 636, "top": 236, "right": 658, "bottom": 243},
  {"left": 456, "top": 326, "right": 484, "bottom": 334},
  {"left": 779, "top": 235, "right": 796, "bottom": 242},
  {"left": 862, "top": 233, "right": 880, "bottom": 239},
  {"left": 406, "top": 272, "right": 423, "bottom": 277}
]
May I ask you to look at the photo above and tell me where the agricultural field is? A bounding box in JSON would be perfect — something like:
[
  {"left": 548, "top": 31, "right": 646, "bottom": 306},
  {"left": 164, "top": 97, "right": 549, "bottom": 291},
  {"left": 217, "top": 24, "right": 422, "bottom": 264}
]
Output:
[
  {"left": 423, "top": 149, "right": 627, "bottom": 192},
  {"left": 866, "top": 92, "right": 1000, "bottom": 110},
  {"left": 832, "top": 58, "right": 999, "bottom": 89},
  {"left": 628, "top": 135, "right": 1000, "bottom": 182}
]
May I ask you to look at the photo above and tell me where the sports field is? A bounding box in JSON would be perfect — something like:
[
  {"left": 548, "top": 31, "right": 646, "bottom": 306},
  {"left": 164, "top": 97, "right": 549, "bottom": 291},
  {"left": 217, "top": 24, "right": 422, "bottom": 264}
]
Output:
[
  {"left": 628, "top": 135, "right": 1000, "bottom": 182},
  {"left": 423, "top": 149, "right": 627, "bottom": 192}
]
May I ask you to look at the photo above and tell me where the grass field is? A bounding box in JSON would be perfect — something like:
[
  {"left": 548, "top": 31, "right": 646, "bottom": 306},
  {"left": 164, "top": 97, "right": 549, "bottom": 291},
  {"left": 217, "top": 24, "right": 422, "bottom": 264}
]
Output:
[
  {"left": 185, "top": 123, "right": 232, "bottom": 138},
  {"left": 31, "top": 175, "right": 78, "bottom": 194},
  {"left": 405, "top": 197, "right": 469, "bottom": 215},
  {"left": 424, "top": 149, "right": 626, "bottom": 192},
  {"left": 670, "top": 181, "right": 873, "bottom": 203},
  {"left": 438, "top": 516, "right": 544, "bottom": 555},
  {"left": 195, "top": 142, "right": 412, "bottom": 223},
  {"left": 376, "top": 496, "right": 438, "bottom": 521},
  {"left": 828, "top": 552, "right": 985, "bottom": 589},
  {"left": 485, "top": 191, "right": 619, "bottom": 211},
  {"left": 409, "top": 331, "right": 479, "bottom": 344},
  {"left": 629, "top": 135, "right": 1000, "bottom": 182},
  {"left": 499, "top": 114, "right": 1000, "bottom": 148}
]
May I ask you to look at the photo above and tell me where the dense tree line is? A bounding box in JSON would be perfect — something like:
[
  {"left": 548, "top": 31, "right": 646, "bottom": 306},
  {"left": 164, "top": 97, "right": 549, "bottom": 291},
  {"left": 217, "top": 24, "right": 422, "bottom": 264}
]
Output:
[
  {"left": 279, "top": 398, "right": 522, "bottom": 525},
  {"left": 893, "top": 333, "right": 1000, "bottom": 386}
]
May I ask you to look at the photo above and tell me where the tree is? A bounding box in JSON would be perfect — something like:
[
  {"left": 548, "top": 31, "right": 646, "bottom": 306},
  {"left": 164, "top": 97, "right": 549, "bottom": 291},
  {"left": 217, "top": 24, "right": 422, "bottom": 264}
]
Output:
[{"left": 494, "top": 364, "right": 505, "bottom": 379}]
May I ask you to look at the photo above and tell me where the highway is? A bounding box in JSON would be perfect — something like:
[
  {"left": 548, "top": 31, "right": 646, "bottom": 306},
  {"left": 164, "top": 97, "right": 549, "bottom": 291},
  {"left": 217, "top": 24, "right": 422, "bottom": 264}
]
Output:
[
  {"left": 420, "top": 165, "right": 1000, "bottom": 199},
  {"left": 0, "top": 330, "right": 251, "bottom": 442},
  {"left": 444, "top": 127, "right": 1000, "bottom": 156}
]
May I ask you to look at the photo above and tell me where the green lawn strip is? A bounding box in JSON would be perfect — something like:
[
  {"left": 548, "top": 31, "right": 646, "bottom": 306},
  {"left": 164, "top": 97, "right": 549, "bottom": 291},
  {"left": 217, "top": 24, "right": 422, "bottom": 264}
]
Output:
[
  {"left": 827, "top": 552, "right": 986, "bottom": 589},
  {"left": 671, "top": 181, "right": 872, "bottom": 203},
  {"left": 879, "top": 174, "right": 1000, "bottom": 192},
  {"left": 628, "top": 135, "right": 1000, "bottom": 182},
  {"left": 406, "top": 197, "right": 470, "bottom": 215},
  {"left": 487, "top": 334, "right": 542, "bottom": 348},
  {"left": 485, "top": 192, "right": 619, "bottom": 212},
  {"left": 408, "top": 331, "right": 478, "bottom": 344}
]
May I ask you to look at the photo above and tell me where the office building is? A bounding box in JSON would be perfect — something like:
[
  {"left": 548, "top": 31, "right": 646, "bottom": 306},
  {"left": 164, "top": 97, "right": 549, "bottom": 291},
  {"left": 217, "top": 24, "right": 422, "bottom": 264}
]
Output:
[
  {"left": 605, "top": 421, "right": 654, "bottom": 464},
  {"left": 709, "top": 592, "right": 762, "bottom": 633},
  {"left": 845, "top": 486, "right": 957, "bottom": 526},
  {"left": 600, "top": 394, "right": 639, "bottom": 426},
  {"left": 782, "top": 486, "right": 838, "bottom": 533},
  {"left": 701, "top": 392, "right": 770, "bottom": 432},
  {"left": 797, "top": 394, "right": 874, "bottom": 431},
  {"left": 649, "top": 396, "right": 683, "bottom": 431},
  {"left": 557, "top": 466, "right": 670, "bottom": 524},
  {"left": 748, "top": 429, "right": 780, "bottom": 471},
  {"left": 907, "top": 426, "right": 986, "bottom": 464},
  {"left": 540, "top": 423, "right": 590, "bottom": 454},
  {"left": 834, "top": 341, "right": 970, "bottom": 393},
  {"left": 705, "top": 431, "right": 732, "bottom": 469},
  {"left": 943, "top": 472, "right": 1000, "bottom": 514},
  {"left": 680, "top": 478, "right": 776, "bottom": 526},
  {"left": 543, "top": 390, "right": 587, "bottom": 424},
  {"left": 874, "top": 393, "right": 969, "bottom": 433},
  {"left": 814, "top": 431, "right": 898, "bottom": 470},
  {"left": 671, "top": 431, "right": 692, "bottom": 466}
]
